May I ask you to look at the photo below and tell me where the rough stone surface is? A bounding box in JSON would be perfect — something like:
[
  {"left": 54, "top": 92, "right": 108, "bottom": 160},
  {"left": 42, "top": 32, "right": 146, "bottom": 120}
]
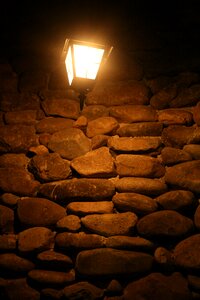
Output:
[
  {"left": 115, "top": 154, "right": 165, "bottom": 178},
  {"left": 105, "top": 236, "right": 154, "bottom": 250},
  {"left": 0, "top": 253, "right": 35, "bottom": 275},
  {"left": 108, "top": 136, "right": 162, "bottom": 152},
  {"left": 55, "top": 232, "right": 105, "bottom": 249},
  {"left": 112, "top": 192, "right": 158, "bottom": 215},
  {"left": 0, "top": 193, "right": 19, "bottom": 207},
  {"left": 37, "top": 250, "right": 73, "bottom": 269},
  {"left": 0, "top": 205, "right": 14, "bottom": 233},
  {"left": 137, "top": 210, "right": 194, "bottom": 238},
  {"left": 193, "top": 102, "right": 200, "bottom": 125},
  {"left": 161, "top": 146, "right": 192, "bottom": 165},
  {"left": 17, "top": 197, "right": 66, "bottom": 227},
  {"left": 76, "top": 248, "right": 153, "bottom": 276},
  {"left": 71, "top": 147, "right": 115, "bottom": 178},
  {"left": 67, "top": 201, "right": 114, "bottom": 216},
  {"left": 81, "top": 212, "right": 138, "bottom": 237},
  {"left": 124, "top": 272, "right": 192, "bottom": 300},
  {"left": 0, "top": 125, "right": 38, "bottom": 153},
  {"left": 29, "top": 153, "right": 71, "bottom": 182},
  {"left": 0, "top": 234, "right": 17, "bottom": 250},
  {"left": 86, "top": 116, "right": 119, "bottom": 138},
  {"left": 56, "top": 215, "right": 81, "bottom": 232},
  {"left": 4, "top": 110, "right": 37, "bottom": 125},
  {"left": 116, "top": 122, "right": 163, "bottom": 137},
  {"left": 41, "top": 98, "right": 80, "bottom": 119},
  {"left": 170, "top": 84, "right": 200, "bottom": 107},
  {"left": 150, "top": 84, "right": 178, "bottom": 109},
  {"left": 82, "top": 105, "right": 109, "bottom": 120},
  {"left": 28, "top": 269, "right": 75, "bottom": 286},
  {"left": 86, "top": 81, "right": 150, "bottom": 106},
  {"left": 0, "top": 153, "right": 29, "bottom": 168},
  {"left": 158, "top": 109, "right": 193, "bottom": 125},
  {"left": 155, "top": 190, "right": 195, "bottom": 211},
  {"left": 63, "top": 281, "right": 104, "bottom": 299},
  {"left": 183, "top": 144, "right": 200, "bottom": 159},
  {"left": 18, "top": 227, "right": 55, "bottom": 253},
  {"left": 0, "top": 167, "right": 40, "bottom": 196},
  {"left": 165, "top": 160, "right": 200, "bottom": 193},
  {"left": 109, "top": 105, "right": 157, "bottom": 123},
  {"left": 115, "top": 177, "right": 167, "bottom": 195},
  {"left": 36, "top": 117, "right": 74, "bottom": 134},
  {"left": 91, "top": 134, "right": 109, "bottom": 150},
  {"left": 48, "top": 128, "right": 91, "bottom": 160},
  {"left": 174, "top": 234, "right": 200, "bottom": 270}
]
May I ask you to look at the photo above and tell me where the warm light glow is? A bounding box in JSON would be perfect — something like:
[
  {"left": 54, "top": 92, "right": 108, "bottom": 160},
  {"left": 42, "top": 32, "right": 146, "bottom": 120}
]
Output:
[
  {"left": 65, "top": 45, "right": 74, "bottom": 85},
  {"left": 73, "top": 44, "right": 104, "bottom": 80}
]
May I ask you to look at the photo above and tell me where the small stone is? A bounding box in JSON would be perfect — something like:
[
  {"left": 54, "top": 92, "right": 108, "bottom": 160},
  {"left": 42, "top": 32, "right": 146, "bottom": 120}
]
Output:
[
  {"left": 137, "top": 210, "right": 194, "bottom": 238},
  {"left": 28, "top": 145, "right": 49, "bottom": 156},
  {"left": 41, "top": 98, "right": 80, "bottom": 119},
  {"left": 36, "top": 117, "right": 74, "bottom": 134},
  {"left": 154, "top": 247, "right": 174, "bottom": 271},
  {"left": 91, "top": 134, "right": 109, "bottom": 150},
  {"left": 112, "top": 192, "right": 158, "bottom": 215},
  {"left": 55, "top": 232, "right": 105, "bottom": 249},
  {"left": 0, "top": 234, "right": 17, "bottom": 250},
  {"left": 116, "top": 122, "right": 163, "bottom": 137},
  {"left": 81, "top": 212, "right": 138, "bottom": 237},
  {"left": 56, "top": 215, "right": 81, "bottom": 232},
  {"left": 18, "top": 227, "right": 55, "bottom": 253},
  {"left": 76, "top": 248, "right": 153, "bottom": 276},
  {"left": 0, "top": 205, "right": 14, "bottom": 233},
  {"left": 183, "top": 144, "right": 200, "bottom": 159},
  {"left": 106, "top": 280, "right": 123, "bottom": 296},
  {"left": 67, "top": 201, "right": 114, "bottom": 216},
  {"left": 0, "top": 153, "right": 29, "bottom": 168},
  {"left": 39, "top": 133, "right": 51, "bottom": 147},
  {"left": 158, "top": 109, "right": 193, "bottom": 125},
  {"left": 73, "top": 115, "right": 88, "bottom": 130},
  {"left": 0, "top": 253, "right": 35, "bottom": 275},
  {"left": 1, "top": 193, "right": 19, "bottom": 207},
  {"left": 37, "top": 250, "right": 73, "bottom": 269},
  {"left": 105, "top": 236, "right": 154, "bottom": 250},
  {"left": 63, "top": 281, "right": 104, "bottom": 299},
  {"left": 86, "top": 116, "right": 119, "bottom": 138}
]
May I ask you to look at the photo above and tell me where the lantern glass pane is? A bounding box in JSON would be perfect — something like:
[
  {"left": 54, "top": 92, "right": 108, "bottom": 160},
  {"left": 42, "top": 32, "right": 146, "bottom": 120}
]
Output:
[
  {"left": 73, "top": 44, "right": 104, "bottom": 80},
  {"left": 65, "top": 45, "right": 74, "bottom": 85}
]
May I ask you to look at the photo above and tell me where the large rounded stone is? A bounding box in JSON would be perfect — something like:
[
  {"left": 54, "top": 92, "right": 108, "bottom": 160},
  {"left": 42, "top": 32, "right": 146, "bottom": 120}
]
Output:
[
  {"left": 18, "top": 227, "right": 55, "bottom": 253},
  {"left": 174, "top": 234, "right": 200, "bottom": 270},
  {"left": 81, "top": 212, "right": 138, "bottom": 237},
  {"left": 165, "top": 160, "right": 200, "bottom": 193},
  {"left": 86, "top": 116, "right": 119, "bottom": 138},
  {"left": 76, "top": 248, "right": 153, "bottom": 276},
  {"left": 0, "top": 205, "right": 14, "bottom": 233},
  {"left": 48, "top": 128, "right": 91, "bottom": 160},
  {"left": 124, "top": 272, "right": 192, "bottom": 300},
  {"left": 17, "top": 197, "right": 66, "bottom": 227},
  {"left": 41, "top": 98, "right": 79, "bottom": 119},
  {"left": 116, "top": 122, "right": 163, "bottom": 137},
  {"left": 112, "top": 192, "right": 158, "bottom": 215},
  {"left": 115, "top": 154, "right": 165, "bottom": 178},
  {"left": 70, "top": 147, "right": 115, "bottom": 177},
  {"left": 137, "top": 210, "right": 194, "bottom": 238},
  {"left": 0, "top": 253, "right": 35, "bottom": 275},
  {"left": 67, "top": 201, "right": 114, "bottom": 216},
  {"left": 36, "top": 117, "right": 74, "bottom": 134},
  {"left": 56, "top": 215, "right": 81, "bottom": 232},
  {"left": 29, "top": 153, "right": 71, "bottom": 182}
]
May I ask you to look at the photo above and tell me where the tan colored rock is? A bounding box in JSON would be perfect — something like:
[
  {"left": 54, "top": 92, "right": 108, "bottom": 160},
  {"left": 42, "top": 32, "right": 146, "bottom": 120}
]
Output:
[
  {"left": 81, "top": 212, "right": 138, "bottom": 237},
  {"left": 28, "top": 145, "right": 49, "bottom": 156},
  {"left": 86, "top": 116, "right": 119, "bottom": 137},
  {"left": 36, "top": 117, "right": 74, "bottom": 134},
  {"left": 91, "top": 134, "right": 109, "bottom": 150},
  {"left": 161, "top": 146, "right": 192, "bottom": 165},
  {"left": 116, "top": 122, "right": 163, "bottom": 137},
  {"left": 56, "top": 215, "right": 81, "bottom": 232},
  {"left": 115, "top": 154, "right": 165, "bottom": 178},
  {"left": 0, "top": 205, "right": 14, "bottom": 233},
  {"left": 1, "top": 193, "right": 19, "bottom": 207},
  {"left": 41, "top": 98, "right": 80, "bottom": 119},
  {"left": 67, "top": 201, "right": 114, "bottom": 216},
  {"left": 0, "top": 153, "right": 29, "bottom": 168},
  {"left": 71, "top": 147, "right": 115, "bottom": 177},
  {"left": 158, "top": 109, "right": 193, "bottom": 125}
]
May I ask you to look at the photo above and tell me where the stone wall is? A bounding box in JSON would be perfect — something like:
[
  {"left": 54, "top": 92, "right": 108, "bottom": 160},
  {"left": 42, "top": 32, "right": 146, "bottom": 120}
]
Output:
[{"left": 0, "top": 55, "right": 200, "bottom": 300}]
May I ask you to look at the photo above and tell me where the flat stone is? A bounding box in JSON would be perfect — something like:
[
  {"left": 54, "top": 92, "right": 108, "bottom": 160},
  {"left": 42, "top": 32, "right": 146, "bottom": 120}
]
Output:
[
  {"left": 161, "top": 146, "right": 192, "bottom": 165},
  {"left": 37, "top": 250, "right": 73, "bottom": 269},
  {"left": 155, "top": 190, "right": 195, "bottom": 211},
  {"left": 165, "top": 160, "right": 200, "bottom": 193},
  {"left": 40, "top": 178, "right": 115, "bottom": 202},
  {"left": 86, "top": 116, "right": 119, "bottom": 138},
  {"left": 48, "top": 128, "right": 91, "bottom": 160},
  {"left": 41, "top": 98, "right": 79, "bottom": 119},
  {"left": 91, "top": 134, "right": 109, "bottom": 150},
  {"left": 36, "top": 117, "right": 74, "bottom": 134},
  {"left": 109, "top": 105, "right": 157, "bottom": 123},
  {"left": 105, "top": 236, "right": 154, "bottom": 250},
  {"left": 56, "top": 215, "right": 81, "bottom": 232},
  {"left": 70, "top": 147, "right": 115, "bottom": 177},
  {"left": 193, "top": 102, "right": 200, "bottom": 125},
  {"left": 63, "top": 282, "right": 104, "bottom": 299},
  {"left": 81, "top": 212, "right": 138, "bottom": 237},
  {"left": 18, "top": 227, "right": 55, "bottom": 253},
  {"left": 29, "top": 153, "right": 71, "bottom": 182},
  {"left": 158, "top": 109, "right": 193, "bottom": 125},
  {"left": 174, "top": 234, "right": 200, "bottom": 270},
  {"left": 17, "top": 197, "right": 66, "bottom": 227},
  {"left": 115, "top": 177, "right": 167, "bottom": 196},
  {"left": 124, "top": 272, "right": 192, "bottom": 300},
  {"left": 0, "top": 234, "right": 17, "bottom": 250},
  {"left": 108, "top": 136, "right": 162, "bottom": 152},
  {"left": 0, "top": 125, "right": 38, "bottom": 153},
  {"left": 194, "top": 205, "right": 200, "bottom": 230},
  {"left": 55, "top": 232, "right": 105, "bottom": 249},
  {"left": 112, "top": 192, "right": 158, "bottom": 215},
  {"left": 0, "top": 153, "right": 29, "bottom": 168},
  {"left": 116, "top": 122, "right": 163, "bottom": 137},
  {"left": 162, "top": 125, "right": 200, "bottom": 148},
  {"left": 137, "top": 210, "right": 194, "bottom": 238},
  {"left": 76, "top": 248, "right": 153, "bottom": 276},
  {"left": 170, "top": 84, "right": 200, "bottom": 107},
  {"left": 0, "top": 253, "right": 35, "bottom": 275},
  {"left": 115, "top": 154, "right": 165, "bottom": 178},
  {"left": 67, "top": 201, "right": 114, "bottom": 216},
  {"left": 82, "top": 105, "right": 109, "bottom": 120},
  {"left": 86, "top": 80, "right": 150, "bottom": 106},
  {"left": 183, "top": 144, "right": 200, "bottom": 159},
  {"left": 1, "top": 278, "right": 40, "bottom": 300},
  {"left": 28, "top": 269, "right": 75, "bottom": 286},
  {"left": 0, "top": 205, "right": 14, "bottom": 233}
]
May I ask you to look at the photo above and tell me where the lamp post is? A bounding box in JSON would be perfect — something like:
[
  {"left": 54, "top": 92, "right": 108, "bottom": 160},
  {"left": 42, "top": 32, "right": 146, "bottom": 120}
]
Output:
[{"left": 62, "top": 39, "right": 113, "bottom": 110}]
